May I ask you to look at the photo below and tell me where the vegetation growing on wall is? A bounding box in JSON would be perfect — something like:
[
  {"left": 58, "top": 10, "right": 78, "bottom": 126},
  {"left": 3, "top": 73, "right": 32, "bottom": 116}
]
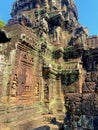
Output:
[
  {"left": 0, "top": 20, "right": 5, "bottom": 28},
  {"left": 61, "top": 70, "right": 79, "bottom": 85},
  {"left": 52, "top": 48, "right": 63, "bottom": 59},
  {"left": 63, "top": 44, "right": 83, "bottom": 61}
]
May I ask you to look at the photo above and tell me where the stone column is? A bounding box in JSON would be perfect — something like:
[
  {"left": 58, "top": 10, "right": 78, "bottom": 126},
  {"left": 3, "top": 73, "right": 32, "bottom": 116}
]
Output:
[
  {"left": 49, "top": 77, "right": 53, "bottom": 101},
  {"left": 54, "top": 76, "right": 64, "bottom": 119},
  {"left": 48, "top": 74, "right": 56, "bottom": 114},
  {"left": 37, "top": 55, "right": 44, "bottom": 113},
  {"left": 78, "top": 62, "right": 84, "bottom": 94},
  {"left": 79, "top": 74, "right": 83, "bottom": 94}
]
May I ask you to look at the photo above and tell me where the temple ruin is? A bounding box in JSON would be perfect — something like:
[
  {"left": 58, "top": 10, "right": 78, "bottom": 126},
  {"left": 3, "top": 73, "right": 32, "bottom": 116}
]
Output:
[{"left": 0, "top": 0, "right": 98, "bottom": 130}]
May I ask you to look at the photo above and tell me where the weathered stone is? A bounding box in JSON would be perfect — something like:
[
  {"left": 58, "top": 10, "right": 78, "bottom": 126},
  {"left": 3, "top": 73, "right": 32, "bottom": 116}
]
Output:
[
  {"left": 34, "top": 126, "right": 50, "bottom": 130},
  {"left": 0, "top": 0, "right": 98, "bottom": 130}
]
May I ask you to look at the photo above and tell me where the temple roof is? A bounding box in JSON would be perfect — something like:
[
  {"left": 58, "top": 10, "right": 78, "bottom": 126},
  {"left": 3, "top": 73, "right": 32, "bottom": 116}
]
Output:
[{"left": 11, "top": 0, "right": 78, "bottom": 19}]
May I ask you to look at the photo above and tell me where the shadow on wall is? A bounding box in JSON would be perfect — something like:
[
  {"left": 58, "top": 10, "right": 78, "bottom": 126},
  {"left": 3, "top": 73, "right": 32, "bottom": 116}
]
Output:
[
  {"left": 33, "top": 125, "right": 50, "bottom": 130},
  {"left": 0, "top": 29, "right": 11, "bottom": 43},
  {"left": 50, "top": 117, "right": 64, "bottom": 130},
  {"left": 33, "top": 117, "right": 64, "bottom": 130}
]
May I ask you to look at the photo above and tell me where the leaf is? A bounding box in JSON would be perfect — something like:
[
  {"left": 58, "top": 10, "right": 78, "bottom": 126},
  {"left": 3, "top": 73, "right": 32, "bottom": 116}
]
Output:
[{"left": 0, "top": 20, "right": 5, "bottom": 28}]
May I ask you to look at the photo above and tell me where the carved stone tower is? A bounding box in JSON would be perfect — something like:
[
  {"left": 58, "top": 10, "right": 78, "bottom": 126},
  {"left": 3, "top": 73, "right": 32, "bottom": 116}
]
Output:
[{"left": 0, "top": 0, "right": 97, "bottom": 130}]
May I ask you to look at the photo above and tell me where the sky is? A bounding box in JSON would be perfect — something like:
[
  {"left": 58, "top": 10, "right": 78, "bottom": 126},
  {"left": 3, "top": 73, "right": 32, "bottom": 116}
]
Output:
[
  {"left": 0, "top": 0, "right": 98, "bottom": 36},
  {"left": 75, "top": 0, "right": 98, "bottom": 36},
  {"left": 0, "top": 0, "right": 14, "bottom": 22}
]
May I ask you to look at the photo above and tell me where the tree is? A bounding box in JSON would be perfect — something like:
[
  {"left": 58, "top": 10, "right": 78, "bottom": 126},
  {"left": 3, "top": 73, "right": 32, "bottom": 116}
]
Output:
[{"left": 0, "top": 20, "right": 5, "bottom": 28}]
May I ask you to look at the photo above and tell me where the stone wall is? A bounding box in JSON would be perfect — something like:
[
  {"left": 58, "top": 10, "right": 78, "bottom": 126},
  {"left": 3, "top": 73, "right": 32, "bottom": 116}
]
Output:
[{"left": 1, "top": 0, "right": 98, "bottom": 130}]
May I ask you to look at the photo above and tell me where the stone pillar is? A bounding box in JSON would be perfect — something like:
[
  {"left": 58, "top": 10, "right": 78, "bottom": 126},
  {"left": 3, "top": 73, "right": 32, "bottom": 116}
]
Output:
[
  {"left": 41, "top": 80, "right": 49, "bottom": 114},
  {"left": 78, "top": 62, "right": 84, "bottom": 94},
  {"left": 48, "top": 75, "right": 56, "bottom": 114},
  {"left": 79, "top": 74, "right": 83, "bottom": 94},
  {"left": 36, "top": 55, "right": 44, "bottom": 113},
  {"left": 54, "top": 76, "right": 64, "bottom": 120},
  {"left": 49, "top": 78, "right": 53, "bottom": 100}
]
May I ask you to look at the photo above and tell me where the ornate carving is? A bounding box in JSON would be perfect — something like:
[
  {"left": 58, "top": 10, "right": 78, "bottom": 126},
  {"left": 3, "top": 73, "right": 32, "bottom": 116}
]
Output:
[
  {"left": 35, "top": 78, "right": 39, "bottom": 97},
  {"left": 0, "top": 0, "right": 97, "bottom": 129},
  {"left": 11, "top": 74, "right": 18, "bottom": 97},
  {"left": 44, "top": 83, "right": 49, "bottom": 102}
]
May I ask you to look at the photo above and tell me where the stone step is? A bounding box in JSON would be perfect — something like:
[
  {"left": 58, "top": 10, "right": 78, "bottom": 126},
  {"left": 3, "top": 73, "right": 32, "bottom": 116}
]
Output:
[
  {"left": 19, "top": 95, "right": 33, "bottom": 99},
  {"left": 33, "top": 124, "right": 58, "bottom": 130}
]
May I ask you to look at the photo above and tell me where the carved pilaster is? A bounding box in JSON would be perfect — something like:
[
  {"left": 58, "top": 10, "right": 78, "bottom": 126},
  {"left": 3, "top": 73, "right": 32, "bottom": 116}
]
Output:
[{"left": 53, "top": 75, "right": 64, "bottom": 119}]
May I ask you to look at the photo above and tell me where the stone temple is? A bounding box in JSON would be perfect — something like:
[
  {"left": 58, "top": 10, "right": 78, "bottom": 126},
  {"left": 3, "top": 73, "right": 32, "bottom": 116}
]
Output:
[{"left": 0, "top": 0, "right": 98, "bottom": 130}]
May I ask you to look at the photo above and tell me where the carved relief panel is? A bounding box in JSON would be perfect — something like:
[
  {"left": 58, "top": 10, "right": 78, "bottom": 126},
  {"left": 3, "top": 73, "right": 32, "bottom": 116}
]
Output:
[
  {"left": 8, "top": 44, "right": 39, "bottom": 103},
  {"left": 7, "top": 74, "right": 18, "bottom": 103},
  {"left": 19, "top": 51, "right": 34, "bottom": 100}
]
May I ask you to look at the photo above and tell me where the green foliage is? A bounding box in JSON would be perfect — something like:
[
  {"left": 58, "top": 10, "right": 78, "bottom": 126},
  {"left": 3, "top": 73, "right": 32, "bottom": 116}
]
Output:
[
  {"left": 63, "top": 45, "right": 83, "bottom": 61},
  {"left": 0, "top": 20, "right": 5, "bottom": 28},
  {"left": 34, "top": 9, "right": 46, "bottom": 19},
  {"left": 52, "top": 48, "right": 63, "bottom": 59},
  {"left": 61, "top": 70, "right": 79, "bottom": 85}
]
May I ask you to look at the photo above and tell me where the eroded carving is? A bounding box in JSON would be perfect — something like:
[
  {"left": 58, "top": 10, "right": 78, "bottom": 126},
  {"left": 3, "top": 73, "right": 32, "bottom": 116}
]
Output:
[
  {"left": 11, "top": 74, "right": 18, "bottom": 97},
  {"left": 44, "top": 83, "right": 49, "bottom": 102}
]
